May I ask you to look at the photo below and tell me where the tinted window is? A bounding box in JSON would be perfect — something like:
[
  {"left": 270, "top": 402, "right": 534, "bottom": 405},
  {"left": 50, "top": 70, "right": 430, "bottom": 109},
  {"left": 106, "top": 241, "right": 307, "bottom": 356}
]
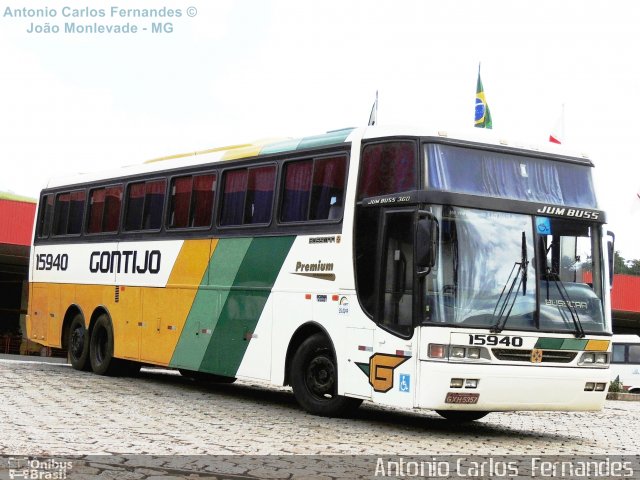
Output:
[
  {"left": 426, "top": 144, "right": 598, "bottom": 208},
  {"left": 52, "top": 190, "right": 86, "bottom": 236},
  {"left": 87, "top": 185, "right": 123, "bottom": 234},
  {"left": 612, "top": 344, "right": 626, "bottom": 363},
  {"left": 358, "top": 142, "right": 416, "bottom": 200},
  {"left": 281, "top": 155, "right": 347, "bottom": 222},
  {"left": 37, "top": 194, "right": 54, "bottom": 238},
  {"left": 168, "top": 173, "right": 216, "bottom": 228},
  {"left": 629, "top": 345, "right": 640, "bottom": 363},
  {"left": 125, "top": 179, "right": 166, "bottom": 231},
  {"left": 220, "top": 166, "right": 275, "bottom": 226}
]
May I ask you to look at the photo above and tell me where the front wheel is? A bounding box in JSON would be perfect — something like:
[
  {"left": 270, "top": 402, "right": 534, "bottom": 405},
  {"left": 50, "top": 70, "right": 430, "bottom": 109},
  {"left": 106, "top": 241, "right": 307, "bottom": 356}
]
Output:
[
  {"left": 291, "top": 333, "right": 362, "bottom": 417},
  {"left": 435, "top": 410, "right": 490, "bottom": 422}
]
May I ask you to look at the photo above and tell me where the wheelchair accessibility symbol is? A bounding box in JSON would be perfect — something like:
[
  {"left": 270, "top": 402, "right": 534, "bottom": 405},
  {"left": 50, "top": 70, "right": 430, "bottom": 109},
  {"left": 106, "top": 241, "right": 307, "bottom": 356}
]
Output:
[
  {"left": 536, "top": 217, "right": 551, "bottom": 235},
  {"left": 399, "top": 374, "right": 410, "bottom": 393}
]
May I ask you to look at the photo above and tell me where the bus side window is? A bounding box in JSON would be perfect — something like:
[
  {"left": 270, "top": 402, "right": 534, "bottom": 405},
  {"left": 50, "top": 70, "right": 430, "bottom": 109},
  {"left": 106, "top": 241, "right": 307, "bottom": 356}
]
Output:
[
  {"left": 37, "top": 194, "right": 54, "bottom": 238},
  {"left": 280, "top": 155, "right": 347, "bottom": 223},
  {"left": 357, "top": 142, "right": 416, "bottom": 200},
  {"left": 629, "top": 345, "right": 640, "bottom": 364},
  {"left": 125, "top": 179, "right": 167, "bottom": 231},
  {"left": 220, "top": 166, "right": 276, "bottom": 226},
  {"left": 168, "top": 173, "right": 216, "bottom": 229},
  {"left": 52, "top": 190, "right": 86, "bottom": 236},
  {"left": 612, "top": 344, "right": 626, "bottom": 363},
  {"left": 87, "top": 185, "right": 122, "bottom": 234}
]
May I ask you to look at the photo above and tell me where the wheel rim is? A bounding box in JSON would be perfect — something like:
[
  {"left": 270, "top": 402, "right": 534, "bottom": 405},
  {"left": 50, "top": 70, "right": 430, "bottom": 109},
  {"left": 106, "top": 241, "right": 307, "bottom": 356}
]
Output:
[
  {"left": 70, "top": 326, "right": 85, "bottom": 360},
  {"left": 305, "top": 355, "right": 336, "bottom": 399}
]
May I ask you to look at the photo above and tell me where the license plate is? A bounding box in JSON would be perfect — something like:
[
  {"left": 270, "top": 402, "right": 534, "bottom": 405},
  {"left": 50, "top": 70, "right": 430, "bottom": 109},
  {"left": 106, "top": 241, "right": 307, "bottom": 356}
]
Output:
[{"left": 445, "top": 392, "right": 479, "bottom": 404}]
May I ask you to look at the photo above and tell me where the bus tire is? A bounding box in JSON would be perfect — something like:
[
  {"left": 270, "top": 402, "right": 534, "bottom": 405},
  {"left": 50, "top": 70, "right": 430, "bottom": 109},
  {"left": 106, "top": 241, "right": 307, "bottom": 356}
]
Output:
[
  {"left": 89, "top": 314, "right": 120, "bottom": 376},
  {"left": 68, "top": 313, "right": 90, "bottom": 371},
  {"left": 435, "top": 410, "right": 489, "bottom": 422},
  {"left": 291, "top": 333, "right": 362, "bottom": 417}
]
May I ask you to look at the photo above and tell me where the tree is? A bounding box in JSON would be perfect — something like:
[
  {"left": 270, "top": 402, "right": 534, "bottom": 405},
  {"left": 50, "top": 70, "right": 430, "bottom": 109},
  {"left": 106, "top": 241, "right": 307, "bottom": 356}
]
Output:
[{"left": 614, "top": 251, "right": 640, "bottom": 276}]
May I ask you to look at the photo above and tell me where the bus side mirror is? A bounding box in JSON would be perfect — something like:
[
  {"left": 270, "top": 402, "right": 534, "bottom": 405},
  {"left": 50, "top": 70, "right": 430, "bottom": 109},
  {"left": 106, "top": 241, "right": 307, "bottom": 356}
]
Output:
[
  {"left": 416, "top": 216, "right": 438, "bottom": 274},
  {"left": 607, "top": 230, "right": 615, "bottom": 288}
]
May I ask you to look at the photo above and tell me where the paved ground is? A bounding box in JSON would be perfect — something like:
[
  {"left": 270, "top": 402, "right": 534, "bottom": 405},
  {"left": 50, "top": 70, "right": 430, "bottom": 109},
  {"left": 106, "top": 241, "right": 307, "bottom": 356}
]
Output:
[{"left": 0, "top": 356, "right": 638, "bottom": 478}]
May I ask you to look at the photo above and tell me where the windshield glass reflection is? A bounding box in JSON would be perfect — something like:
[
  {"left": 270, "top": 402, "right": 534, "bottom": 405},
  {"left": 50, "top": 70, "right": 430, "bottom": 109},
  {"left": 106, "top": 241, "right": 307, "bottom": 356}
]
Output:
[{"left": 424, "top": 206, "right": 607, "bottom": 333}]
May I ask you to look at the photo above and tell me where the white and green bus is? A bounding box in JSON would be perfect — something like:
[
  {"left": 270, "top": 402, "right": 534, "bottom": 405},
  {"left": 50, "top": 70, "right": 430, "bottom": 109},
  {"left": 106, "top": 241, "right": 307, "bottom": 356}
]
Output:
[{"left": 27, "top": 125, "right": 614, "bottom": 421}]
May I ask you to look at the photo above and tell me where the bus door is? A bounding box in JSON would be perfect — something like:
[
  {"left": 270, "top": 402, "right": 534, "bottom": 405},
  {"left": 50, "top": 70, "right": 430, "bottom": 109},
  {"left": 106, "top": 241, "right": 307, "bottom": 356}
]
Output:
[{"left": 370, "top": 208, "right": 419, "bottom": 408}]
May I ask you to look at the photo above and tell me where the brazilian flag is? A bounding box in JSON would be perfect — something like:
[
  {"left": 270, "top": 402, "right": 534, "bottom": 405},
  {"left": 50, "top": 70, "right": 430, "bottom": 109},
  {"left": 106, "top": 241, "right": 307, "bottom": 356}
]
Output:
[{"left": 474, "top": 68, "right": 492, "bottom": 129}]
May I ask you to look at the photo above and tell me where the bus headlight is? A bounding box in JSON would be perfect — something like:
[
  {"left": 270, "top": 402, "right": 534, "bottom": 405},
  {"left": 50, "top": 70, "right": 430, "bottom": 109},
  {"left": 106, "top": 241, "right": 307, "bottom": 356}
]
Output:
[
  {"left": 594, "top": 353, "right": 609, "bottom": 365},
  {"left": 467, "top": 348, "right": 481, "bottom": 359},
  {"left": 579, "top": 352, "right": 609, "bottom": 366},
  {"left": 450, "top": 347, "right": 465, "bottom": 359},
  {"left": 580, "top": 353, "right": 595, "bottom": 364}
]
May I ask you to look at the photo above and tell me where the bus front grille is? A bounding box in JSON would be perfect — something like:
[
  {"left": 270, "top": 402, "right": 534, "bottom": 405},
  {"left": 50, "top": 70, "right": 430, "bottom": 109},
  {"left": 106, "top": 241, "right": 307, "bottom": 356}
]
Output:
[{"left": 492, "top": 349, "right": 577, "bottom": 363}]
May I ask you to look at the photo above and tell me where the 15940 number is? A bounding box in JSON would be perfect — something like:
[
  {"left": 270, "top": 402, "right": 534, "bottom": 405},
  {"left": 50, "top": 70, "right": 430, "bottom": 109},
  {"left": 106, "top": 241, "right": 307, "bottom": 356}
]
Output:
[
  {"left": 35, "top": 253, "right": 68, "bottom": 271},
  {"left": 468, "top": 334, "right": 523, "bottom": 347}
]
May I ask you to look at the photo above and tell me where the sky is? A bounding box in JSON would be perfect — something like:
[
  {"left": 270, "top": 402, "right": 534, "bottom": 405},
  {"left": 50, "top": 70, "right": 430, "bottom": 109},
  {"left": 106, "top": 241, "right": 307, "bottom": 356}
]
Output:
[{"left": 1, "top": 0, "right": 639, "bottom": 258}]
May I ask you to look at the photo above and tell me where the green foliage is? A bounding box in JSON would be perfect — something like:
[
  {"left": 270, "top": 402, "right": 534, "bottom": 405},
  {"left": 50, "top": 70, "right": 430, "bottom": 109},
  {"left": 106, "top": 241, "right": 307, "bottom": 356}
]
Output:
[
  {"left": 614, "top": 251, "right": 640, "bottom": 276},
  {"left": 609, "top": 376, "right": 623, "bottom": 393}
]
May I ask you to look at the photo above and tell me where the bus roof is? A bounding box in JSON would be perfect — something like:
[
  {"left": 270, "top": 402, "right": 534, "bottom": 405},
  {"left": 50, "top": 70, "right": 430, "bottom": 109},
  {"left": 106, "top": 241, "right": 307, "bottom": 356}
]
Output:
[{"left": 43, "top": 125, "right": 594, "bottom": 190}]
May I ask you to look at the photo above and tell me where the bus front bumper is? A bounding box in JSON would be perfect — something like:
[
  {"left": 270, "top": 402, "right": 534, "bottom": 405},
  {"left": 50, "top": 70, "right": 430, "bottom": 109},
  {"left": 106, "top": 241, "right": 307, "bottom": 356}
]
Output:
[{"left": 417, "top": 361, "right": 610, "bottom": 411}]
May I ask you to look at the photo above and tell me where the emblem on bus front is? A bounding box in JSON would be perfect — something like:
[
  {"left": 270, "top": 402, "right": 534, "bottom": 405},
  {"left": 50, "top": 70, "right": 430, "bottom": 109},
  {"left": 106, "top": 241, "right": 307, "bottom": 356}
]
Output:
[
  {"left": 356, "top": 353, "right": 410, "bottom": 393},
  {"left": 531, "top": 348, "right": 543, "bottom": 363}
]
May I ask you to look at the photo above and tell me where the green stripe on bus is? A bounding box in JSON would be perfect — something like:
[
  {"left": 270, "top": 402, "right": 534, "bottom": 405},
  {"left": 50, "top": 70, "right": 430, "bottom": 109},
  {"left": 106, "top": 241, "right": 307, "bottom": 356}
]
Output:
[
  {"left": 534, "top": 338, "right": 588, "bottom": 350},
  {"left": 296, "top": 129, "right": 354, "bottom": 150},
  {"left": 169, "top": 238, "right": 252, "bottom": 370},
  {"left": 198, "top": 236, "right": 295, "bottom": 377}
]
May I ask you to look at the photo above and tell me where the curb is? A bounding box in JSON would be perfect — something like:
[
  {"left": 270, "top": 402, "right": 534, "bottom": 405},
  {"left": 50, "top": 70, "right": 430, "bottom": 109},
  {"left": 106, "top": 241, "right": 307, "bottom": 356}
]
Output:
[{"left": 606, "top": 392, "right": 640, "bottom": 401}]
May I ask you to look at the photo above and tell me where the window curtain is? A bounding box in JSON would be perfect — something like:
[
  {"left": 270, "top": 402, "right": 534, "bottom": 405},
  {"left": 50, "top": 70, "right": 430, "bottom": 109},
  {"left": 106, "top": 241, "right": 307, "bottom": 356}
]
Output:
[
  {"left": 88, "top": 189, "right": 105, "bottom": 234},
  {"left": 103, "top": 186, "right": 122, "bottom": 232},
  {"left": 281, "top": 161, "right": 312, "bottom": 222},
  {"left": 170, "top": 177, "right": 192, "bottom": 228},
  {"left": 192, "top": 174, "right": 215, "bottom": 227},
  {"left": 125, "top": 182, "right": 146, "bottom": 230},
  {"left": 246, "top": 166, "right": 275, "bottom": 224},
  {"left": 143, "top": 180, "right": 166, "bottom": 229},
  {"left": 221, "top": 169, "right": 248, "bottom": 226},
  {"left": 428, "top": 144, "right": 597, "bottom": 208},
  {"left": 53, "top": 193, "right": 70, "bottom": 235},
  {"left": 358, "top": 143, "right": 416, "bottom": 200},
  {"left": 310, "top": 156, "right": 346, "bottom": 220}
]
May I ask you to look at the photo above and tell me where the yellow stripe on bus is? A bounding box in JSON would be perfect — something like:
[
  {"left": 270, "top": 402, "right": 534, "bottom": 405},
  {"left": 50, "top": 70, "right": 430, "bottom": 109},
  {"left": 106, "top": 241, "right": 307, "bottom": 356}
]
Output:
[
  {"left": 585, "top": 339, "right": 610, "bottom": 351},
  {"left": 142, "top": 239, "right": 217, "bottom": 365}
]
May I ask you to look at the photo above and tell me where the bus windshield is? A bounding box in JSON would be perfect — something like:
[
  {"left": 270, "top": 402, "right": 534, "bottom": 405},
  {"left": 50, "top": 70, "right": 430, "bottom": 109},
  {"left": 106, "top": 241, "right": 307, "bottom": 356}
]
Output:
[{"left": 423, "top": 206, "right": 608, "bottom": 334}]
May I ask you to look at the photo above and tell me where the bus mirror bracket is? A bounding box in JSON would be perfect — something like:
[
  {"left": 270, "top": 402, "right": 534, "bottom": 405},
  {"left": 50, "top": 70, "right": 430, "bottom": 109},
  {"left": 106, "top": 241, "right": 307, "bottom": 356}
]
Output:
[{"left": 416, "top": 211, "right": 438, "bottom": 277}]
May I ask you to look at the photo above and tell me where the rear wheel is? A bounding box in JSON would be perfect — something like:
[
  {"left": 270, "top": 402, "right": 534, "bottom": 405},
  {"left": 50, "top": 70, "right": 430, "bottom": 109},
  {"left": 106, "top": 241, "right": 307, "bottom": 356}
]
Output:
[
  {"left": 291, "top": 333, "right": 362, "bottom": 417},
  {"left": 436, "top": 410, "right": 489, "bottom": 422},
  {"left": 89, "top": 314, "right": 120, "bottom": 376},
  {"left": 67, "top": 314, "right": 90, "bottom": 371}
]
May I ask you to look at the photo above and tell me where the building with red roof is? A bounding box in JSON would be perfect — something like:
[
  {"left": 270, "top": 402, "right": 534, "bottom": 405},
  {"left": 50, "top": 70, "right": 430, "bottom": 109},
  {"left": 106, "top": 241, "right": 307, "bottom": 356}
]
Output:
[{"left": 0, "top": 193, "right": 36, "bottom": 342}]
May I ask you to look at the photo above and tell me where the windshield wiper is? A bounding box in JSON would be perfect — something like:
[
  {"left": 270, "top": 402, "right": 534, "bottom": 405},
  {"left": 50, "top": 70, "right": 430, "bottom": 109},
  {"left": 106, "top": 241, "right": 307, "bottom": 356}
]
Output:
[
  {"left": 491, "top": 232, "right": 529, "bottom": 334},
  {"left": 544, "top": 270, "right": 585, "bottom": 338}
]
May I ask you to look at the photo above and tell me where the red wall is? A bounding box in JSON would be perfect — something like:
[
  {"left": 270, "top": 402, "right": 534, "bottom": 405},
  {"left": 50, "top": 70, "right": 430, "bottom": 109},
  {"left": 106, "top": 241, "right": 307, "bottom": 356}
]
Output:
[
  {"left": 0, "top": 199, "right": 36, "bottom": 247},
  {"left": 611, "top": 274, "right": 640, "bottom": 313}
]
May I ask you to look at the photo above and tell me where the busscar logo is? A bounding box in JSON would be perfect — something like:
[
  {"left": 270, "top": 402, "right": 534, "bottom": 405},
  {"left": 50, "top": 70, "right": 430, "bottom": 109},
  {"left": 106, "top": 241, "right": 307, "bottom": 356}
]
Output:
[
  {"left": 292, "top": 260, "right": 335, "bottom": 281},
  {"left": 356, "top": 353, "right": 411, "bottom": 393},
  {"left": 536, "top": 206, "right": 599, "bottom": 220}
]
